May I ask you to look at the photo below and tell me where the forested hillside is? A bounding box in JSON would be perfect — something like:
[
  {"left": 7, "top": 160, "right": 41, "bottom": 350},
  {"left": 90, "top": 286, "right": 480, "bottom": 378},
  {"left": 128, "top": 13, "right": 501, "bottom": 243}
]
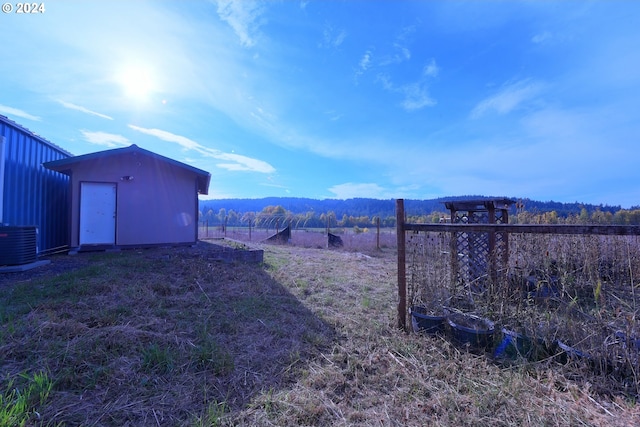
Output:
[{"left": 198, "top": 196, "right": 640, "bottom": 227}]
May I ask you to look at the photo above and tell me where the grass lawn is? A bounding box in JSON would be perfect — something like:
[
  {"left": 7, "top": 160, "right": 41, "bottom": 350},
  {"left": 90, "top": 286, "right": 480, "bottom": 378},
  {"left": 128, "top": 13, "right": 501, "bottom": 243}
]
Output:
[{"left": 0, "top": 241, "right": 638, "bottom": 426}]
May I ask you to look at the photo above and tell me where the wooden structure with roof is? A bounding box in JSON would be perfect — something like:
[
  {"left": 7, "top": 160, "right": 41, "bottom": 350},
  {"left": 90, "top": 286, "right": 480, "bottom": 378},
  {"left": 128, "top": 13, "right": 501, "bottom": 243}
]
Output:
[{"left": 444, "top": 198, "right": 516, "bottom": 291}]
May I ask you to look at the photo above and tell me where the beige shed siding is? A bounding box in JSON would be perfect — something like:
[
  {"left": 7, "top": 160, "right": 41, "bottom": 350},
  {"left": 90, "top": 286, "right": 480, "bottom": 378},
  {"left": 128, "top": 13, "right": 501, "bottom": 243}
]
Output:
[{"left": 68, "top": 151, "right": 198, "bottom": 247}]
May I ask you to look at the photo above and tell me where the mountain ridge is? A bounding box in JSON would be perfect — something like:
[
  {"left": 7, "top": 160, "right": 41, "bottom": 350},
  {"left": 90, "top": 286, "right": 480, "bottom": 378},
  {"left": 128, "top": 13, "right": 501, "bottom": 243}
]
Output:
[{"left": 199, "top": 196, "right": 627, "bottom": 219}]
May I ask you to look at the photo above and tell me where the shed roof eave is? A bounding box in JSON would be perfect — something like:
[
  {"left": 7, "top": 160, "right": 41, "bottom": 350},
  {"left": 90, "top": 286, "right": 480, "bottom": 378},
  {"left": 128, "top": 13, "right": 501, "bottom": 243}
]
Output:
[
  {"left": 43, "top": 144, "right": 210, "bottom": 183},
  {"left": 198, "top": 174, "right": 211, "bottom": 195}
]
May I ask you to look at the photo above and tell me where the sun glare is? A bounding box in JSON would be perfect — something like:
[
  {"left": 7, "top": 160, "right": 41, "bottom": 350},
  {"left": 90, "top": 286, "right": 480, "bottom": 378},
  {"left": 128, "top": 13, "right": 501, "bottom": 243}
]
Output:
[{"left": 117, "top": 64, "right": 155, "bottom": 101}]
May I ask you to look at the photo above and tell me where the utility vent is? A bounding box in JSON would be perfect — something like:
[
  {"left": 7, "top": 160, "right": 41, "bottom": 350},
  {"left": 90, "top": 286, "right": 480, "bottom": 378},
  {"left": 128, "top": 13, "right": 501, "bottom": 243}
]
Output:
[{"left": 0, "top": 226, "right": 37, "bottom": 266}]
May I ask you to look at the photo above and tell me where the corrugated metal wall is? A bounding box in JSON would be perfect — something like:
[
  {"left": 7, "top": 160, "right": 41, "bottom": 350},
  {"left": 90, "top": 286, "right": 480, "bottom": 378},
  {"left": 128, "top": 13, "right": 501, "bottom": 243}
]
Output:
[{"left": 1, "top": 116, "right": 71, "bottom": 253}]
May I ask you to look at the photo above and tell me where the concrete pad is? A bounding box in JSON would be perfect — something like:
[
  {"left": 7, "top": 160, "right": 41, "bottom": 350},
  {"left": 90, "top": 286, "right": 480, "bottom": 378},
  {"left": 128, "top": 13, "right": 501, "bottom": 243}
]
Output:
[{"left": 0, "top": 260, "right": 51, "bottom": 273}]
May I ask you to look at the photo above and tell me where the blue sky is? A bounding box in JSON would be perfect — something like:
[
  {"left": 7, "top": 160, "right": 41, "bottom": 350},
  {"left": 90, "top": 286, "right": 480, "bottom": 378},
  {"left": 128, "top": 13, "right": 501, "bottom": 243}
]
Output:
[{"left": 1, "top": 1, "right": 639, "bottom": 207}]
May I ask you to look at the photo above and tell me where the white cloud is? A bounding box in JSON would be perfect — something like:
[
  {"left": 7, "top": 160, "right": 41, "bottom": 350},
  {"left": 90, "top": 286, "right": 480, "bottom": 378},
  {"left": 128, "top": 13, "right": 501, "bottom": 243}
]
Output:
[
  {"left": 128, "top": 125, "right": 275, "bottom": 174},
  {"left": 334, "top": 30, "right": 347, "bottom": 47},
  {"left": 328, "top": 182, "right": 388, "bottom": 199},
  {"left": 324, "top": 110, "right": 343, "bottom": 121},
  {"left": 213, "top": 152, "right": 276, "bottom": 173},
  {"left": 359, "top": 51, "right": 372, "bottom": 71},
  {"left": 379, "top": 46, "right": 411, "bottom": 66},
  {"left": 377, "top": 74, "right": 436, "bottom": 112},
  {"left": 81, "top": 130, "right": 130, "bottom": 147},
  {"left": 394, "top": 44, "right": 411, "bottom": 61},
  {"left": 401, "top": 83, "right": 437, "bottom": 111},
  {"left": 0, "top": 104, "right": 40, "bottom": 121},
  {"left": 423, "top": 59, "right": 439, "bottom": 77},
  {"left": 215, "top": 0, "right": 266, "bottom": 48},
  {"left": 471, "top": 80, "right": 544, "bottom": 119},
  {"left": 532, "top": 31, "right": 552, "bottom": 44},
  {"left": 379, "top": 25, "right": 415, "bottom": 66},
  {"left": 321, "top": 24, "right": 347, "bottom": 49},
  {"left": 58, "top": 100, "right": 113, "bottom": 120},
  {"left": 355, "top": 50, "right": 373, "bottom": 81},
  {"left": 128, "top": 125, "right": 200, "bottom": 150}
]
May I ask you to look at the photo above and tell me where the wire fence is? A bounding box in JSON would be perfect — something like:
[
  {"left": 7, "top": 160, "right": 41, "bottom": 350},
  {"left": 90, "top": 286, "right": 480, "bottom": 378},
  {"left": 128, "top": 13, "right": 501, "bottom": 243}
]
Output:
[
  {"left": 396, "top": 199, "right": 640, "bottom": 396},
  {"left": 198, "top": 221, "right": 397, "bottom": 252}
]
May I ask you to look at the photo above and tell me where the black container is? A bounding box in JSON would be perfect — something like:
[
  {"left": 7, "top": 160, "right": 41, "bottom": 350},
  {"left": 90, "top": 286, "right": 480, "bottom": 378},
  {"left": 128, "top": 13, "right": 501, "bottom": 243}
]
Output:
[
  {"left": 494, "top": 329, "right": 555, "bottom": 361},
  {"left": 411, "top": 305, "right": 446, "bottom": 334},
  {"left": 556, "top": 340, "right": 591, "bottom": 364},
  {"left": 447, "top": 312, "right": 495, "bottom": 351}
]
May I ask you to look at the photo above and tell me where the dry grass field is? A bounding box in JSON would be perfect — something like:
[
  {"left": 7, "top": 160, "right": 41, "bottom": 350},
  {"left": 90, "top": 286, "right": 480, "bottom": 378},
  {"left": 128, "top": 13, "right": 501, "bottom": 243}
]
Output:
[{"left": 1, "top": 240, "right": 639, "bottom": 426}]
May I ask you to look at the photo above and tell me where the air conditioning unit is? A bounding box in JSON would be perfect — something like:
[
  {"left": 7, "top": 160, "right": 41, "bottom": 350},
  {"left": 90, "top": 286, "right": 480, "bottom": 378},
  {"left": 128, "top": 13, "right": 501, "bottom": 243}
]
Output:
[{"left": 0, "top": 226, "right": 37, "bottom": 266}]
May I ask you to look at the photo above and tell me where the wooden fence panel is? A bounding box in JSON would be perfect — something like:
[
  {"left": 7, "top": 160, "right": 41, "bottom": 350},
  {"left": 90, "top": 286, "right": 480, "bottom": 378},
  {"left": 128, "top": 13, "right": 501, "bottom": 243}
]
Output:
[{"left": 396, "top": 199, "right": 640, "bottom": 333}]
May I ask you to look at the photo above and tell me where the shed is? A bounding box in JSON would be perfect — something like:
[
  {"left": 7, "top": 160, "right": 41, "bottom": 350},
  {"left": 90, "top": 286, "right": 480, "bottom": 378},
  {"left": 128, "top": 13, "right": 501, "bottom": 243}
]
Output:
[
  {"left": 43, "top": 144, "right": 211, "bottom": 250},
  {"left": 0, "top": 115, "right": 71, "bottom": 256}
]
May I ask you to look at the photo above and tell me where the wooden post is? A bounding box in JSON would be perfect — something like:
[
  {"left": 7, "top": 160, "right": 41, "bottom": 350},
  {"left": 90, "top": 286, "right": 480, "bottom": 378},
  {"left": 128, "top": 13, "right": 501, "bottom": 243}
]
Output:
[
  {"left": 488, "top": 204, "right": 497, "bottom": 284},
  {"left": 448, "top": 205, "right": 458, "bottom": 288},
  {"left": 396, "top": 199, "right": 407, "bottom": 331},
  {"left": 326, "top": 216, "right": 330, "bottom": 248},
  {"left": 224, "top": 216, "right": 228, "bottom": 237},
  {"left": 501, "top": 207, "right": 509, "bottom": 273},
  {"left": 376, "top": 216, "right": 381, "bottom": 250}
]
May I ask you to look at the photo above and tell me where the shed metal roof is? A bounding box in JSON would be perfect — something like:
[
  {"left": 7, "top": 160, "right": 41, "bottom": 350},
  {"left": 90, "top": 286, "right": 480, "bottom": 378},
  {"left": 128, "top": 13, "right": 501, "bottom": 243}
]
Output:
[
  {"left": 0, "top": 115, "right": 73, "bottom": 157},
  {"left": 43, "top": 144, "right": 211, "bottom": 195}
]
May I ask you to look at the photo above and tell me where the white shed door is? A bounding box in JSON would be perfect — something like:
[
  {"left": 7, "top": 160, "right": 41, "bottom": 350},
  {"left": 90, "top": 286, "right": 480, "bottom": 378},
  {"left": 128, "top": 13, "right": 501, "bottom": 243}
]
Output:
[{"left": 80, "top": 182, "right": 116, "bottom": 245}]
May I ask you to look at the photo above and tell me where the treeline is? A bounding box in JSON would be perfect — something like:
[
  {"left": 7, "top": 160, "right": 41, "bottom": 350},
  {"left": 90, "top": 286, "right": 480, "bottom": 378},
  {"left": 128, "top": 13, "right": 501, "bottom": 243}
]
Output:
[
  {"left": 199, "top": 205, "right": 397, "bottom": 229},
  {"left": 513, "top": 207, "right": 640, "bottom": 225},
  {"left": 198, "top": 197, "right": 640, "bottom": 228}
]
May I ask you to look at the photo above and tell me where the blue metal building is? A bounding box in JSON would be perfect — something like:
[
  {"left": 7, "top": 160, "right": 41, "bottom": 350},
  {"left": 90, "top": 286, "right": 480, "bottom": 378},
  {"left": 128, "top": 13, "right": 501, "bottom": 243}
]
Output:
[{"left": 0, "top": 115, "right": 71, "bottom": 254}]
